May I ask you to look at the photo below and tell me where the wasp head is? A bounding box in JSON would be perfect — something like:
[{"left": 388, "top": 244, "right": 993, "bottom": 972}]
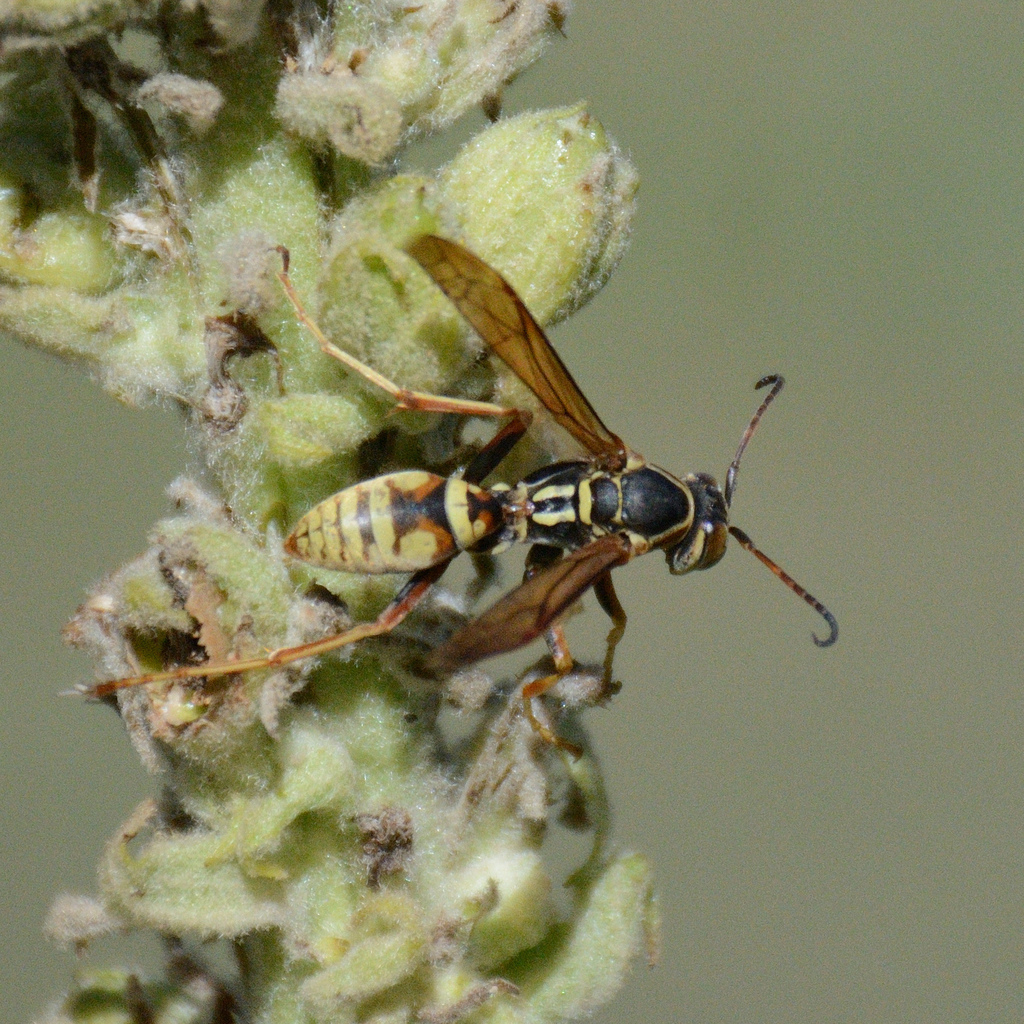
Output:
[{"left": 665, "top": 473, "right": 728, "bottom": 575}]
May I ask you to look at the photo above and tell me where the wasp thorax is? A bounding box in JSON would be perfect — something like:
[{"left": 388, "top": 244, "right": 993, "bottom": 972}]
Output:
[{"left": 665, "top": 473, "right": 728, "bottom": 575}]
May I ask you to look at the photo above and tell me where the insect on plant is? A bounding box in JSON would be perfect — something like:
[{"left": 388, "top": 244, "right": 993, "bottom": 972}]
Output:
[{"left": 91, "top": 235, "right": 837, "bottom": 753}]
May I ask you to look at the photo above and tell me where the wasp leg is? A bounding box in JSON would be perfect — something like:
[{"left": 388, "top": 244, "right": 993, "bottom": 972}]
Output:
[
  {"left": 278, "top": 250, "right": 515, "bottom": 421},
  {"left": 514, "top": 545, "right": 584, "bottom": 757},
  {"left": 593, "top": 571, "right": 627, "bottom": 688},
  {"left": 89, "top": 560, "right": 453, "bottom": 698},
  {"left": 522, "top": 622, "right": 584, "bottom": 759},
  {"left": 461, "top": 412, "right": 531, "bottom": 484},
  {"left": 466, "top": 553, "right": 500, "bottom": 605},
  {"left": 523, "top": 543, "right": 562, "bottom": 575},
  {"left": 521, "top": 569, "right": 624, "bottom": 758}
]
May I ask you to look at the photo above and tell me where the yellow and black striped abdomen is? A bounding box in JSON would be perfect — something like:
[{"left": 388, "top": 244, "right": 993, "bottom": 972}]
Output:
[{"left": 285, "top": 471, "right": 504, "bottom": 574}]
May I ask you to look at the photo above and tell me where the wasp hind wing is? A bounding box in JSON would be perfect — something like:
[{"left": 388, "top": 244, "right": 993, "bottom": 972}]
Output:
[{"left": 424, "top": 533, "right": 632, "bottom": 673}]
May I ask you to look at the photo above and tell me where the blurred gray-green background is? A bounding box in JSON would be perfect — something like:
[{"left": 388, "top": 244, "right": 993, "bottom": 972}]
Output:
[{"left": 3, "top": 3, "right": 1023, "bottom": 1021}]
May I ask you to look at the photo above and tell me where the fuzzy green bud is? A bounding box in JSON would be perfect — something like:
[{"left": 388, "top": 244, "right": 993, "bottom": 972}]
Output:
[
  {"left": 257, "top": 393, "right": 376, "bottom": 469},
  {"left": 275, "top": 71, "right": 403, "bottom": 165},
  {"left": 440, "top": 103, "right": 639, "bottom": 325},
  {"left": 0, "top": 0, "right": 131, "bottom": 43},
  {"left": 335, "top": 0, "right": 564, "bottom": 140},
  {"left": 315, "top": 177, "right": 475, "bottom": 396},
  {"left": 0, "top": 180, "right": 116, "bottom": 290}
]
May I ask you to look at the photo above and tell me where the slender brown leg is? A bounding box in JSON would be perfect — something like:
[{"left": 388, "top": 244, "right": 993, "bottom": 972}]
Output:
[
  {"left": 521, "top": 622, "right": 583, "bottom": 759},
  {"left": 278, "top": 252, "right": 515, "bottom": 421},
  {"left": 475, "top": 544, "right": 607, "bottom": 757},
  {"left": 460, "top": 413, "right": 531, "bottom": 485},
  {"left": 89, "top": 560, "right": 452, "bottom": 697},
  {"left": 593, "top": 571, "right": 627, "bottom": 687},
  {"left": 519, "top": 571, "right": 624, "bottom": 756}
]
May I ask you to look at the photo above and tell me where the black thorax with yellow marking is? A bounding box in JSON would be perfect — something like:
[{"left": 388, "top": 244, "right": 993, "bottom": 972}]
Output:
[{"left": 514, "top": 459, "right": 698, "bottom": 550}]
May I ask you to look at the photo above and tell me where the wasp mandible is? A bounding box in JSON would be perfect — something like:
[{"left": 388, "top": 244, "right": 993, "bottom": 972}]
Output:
[{"left": 91, "top": 235, "right": 837, "bottom": 752}]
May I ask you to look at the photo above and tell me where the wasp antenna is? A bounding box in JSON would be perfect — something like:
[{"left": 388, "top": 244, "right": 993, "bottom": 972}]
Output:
[
  {"left": 728, "top": 525, "right": 838, "bottom": 647},
  {"left": 725, "top": 374, "right": 785, "bottom": 508}
]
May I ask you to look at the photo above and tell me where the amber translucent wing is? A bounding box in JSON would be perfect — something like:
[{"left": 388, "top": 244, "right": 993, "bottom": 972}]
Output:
[
  {"left": 425, "top": 534, "right": 633, "bottom": 673},
  {"left": 408, "top": 234, "right": 628, "bottom": 463}
]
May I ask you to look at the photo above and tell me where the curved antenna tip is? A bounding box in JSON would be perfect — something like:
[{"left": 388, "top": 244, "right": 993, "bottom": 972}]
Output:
[{"left": 812, "top": 610, "right": 839, "bottom": 648}]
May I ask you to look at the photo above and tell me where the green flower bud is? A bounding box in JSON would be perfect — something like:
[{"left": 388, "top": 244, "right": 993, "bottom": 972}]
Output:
[
  {"left": 440, "top": 104, "right": 639, "bottom": 324},
  {"left": 299, "top": 893, "right": 427, "bottom": 1005},
  {"left": 461, "top": 847, "right": 554, "bottom": 969},
  {"left": 275, "top": 71, "right": 403, "bottom": 165},
  {"left": 0, "top": 181, "right": 115, "bottom": 290},
  {"left": 0, "top": 0, "right": 131, "bottom": 42},
  {"left": 257, "top": 393, "right": 376, "bottom": 469},
  {"left": 526, "top": 853, "right": 660, "bottom": 1021},
  {"left": 336, "top": 0, "right": 564, "bottom": 139},
  {"left": 316, "top": 177, "right": 477, "bottom": 395}
]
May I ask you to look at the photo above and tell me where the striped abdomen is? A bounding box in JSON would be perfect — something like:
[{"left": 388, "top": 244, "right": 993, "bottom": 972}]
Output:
[{"left": 284, "top": 471, "right": 504, "bottom": 574}]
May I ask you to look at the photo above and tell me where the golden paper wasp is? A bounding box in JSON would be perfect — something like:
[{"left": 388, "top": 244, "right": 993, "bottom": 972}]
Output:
[{"left": 91, "top": 235, "right": 837, "bottom": 753}]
